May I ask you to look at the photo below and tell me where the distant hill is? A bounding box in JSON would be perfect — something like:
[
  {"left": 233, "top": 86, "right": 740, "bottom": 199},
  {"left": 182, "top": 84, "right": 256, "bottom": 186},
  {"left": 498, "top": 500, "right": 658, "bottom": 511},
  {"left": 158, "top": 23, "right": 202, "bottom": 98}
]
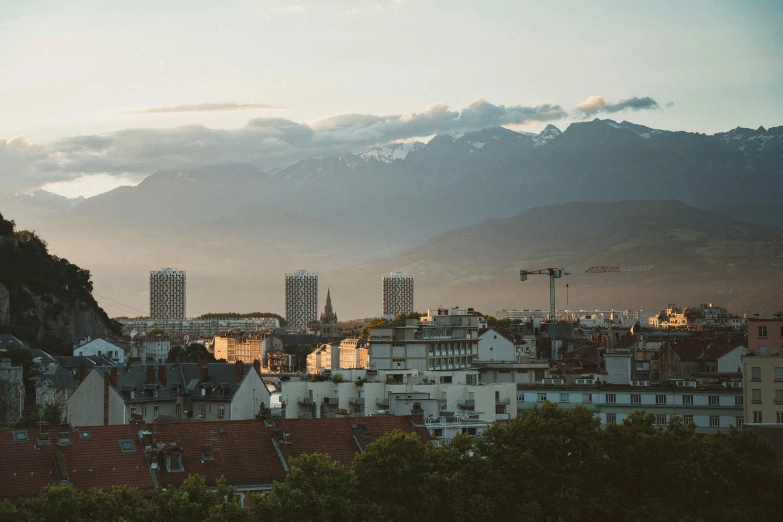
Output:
[
  {"left": 322, "top": 200, "right": 783, "bottom": 317},
  {"left": 0, "top": 212, "right": 118, "bottom": 350},
  {"left": 10, "top": 119, "right": 782, "bottom": 318}
]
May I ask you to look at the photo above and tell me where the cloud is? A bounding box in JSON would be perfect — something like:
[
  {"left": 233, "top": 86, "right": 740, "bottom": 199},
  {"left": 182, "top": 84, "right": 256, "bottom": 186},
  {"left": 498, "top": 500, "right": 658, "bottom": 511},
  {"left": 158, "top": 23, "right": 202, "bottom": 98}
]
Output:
[
  {"left": 125, "top": 102, "right": 286, "bottom": 114},
  {"left": 0, "top": 137, "right": 58, "bottom": 192},
  {"left": 4, "top": 98, "right": 567, "bottom": 193},
  {"left": 575, "top": 96, "right": 660, "bottom": 117},
  {"left": 267, "top": 4, "right": 307, "bottom": 14}
]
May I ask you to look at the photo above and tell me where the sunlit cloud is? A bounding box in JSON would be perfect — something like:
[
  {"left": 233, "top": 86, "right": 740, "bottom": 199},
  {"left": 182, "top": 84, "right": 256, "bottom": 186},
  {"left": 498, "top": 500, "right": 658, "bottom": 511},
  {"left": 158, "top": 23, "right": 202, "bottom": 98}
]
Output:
[
  {"left": 124, "top": 102, "right": 286, "bottom": 115},
  {"left": 575, "top": 96, "right": 660, "bottom": 118}
]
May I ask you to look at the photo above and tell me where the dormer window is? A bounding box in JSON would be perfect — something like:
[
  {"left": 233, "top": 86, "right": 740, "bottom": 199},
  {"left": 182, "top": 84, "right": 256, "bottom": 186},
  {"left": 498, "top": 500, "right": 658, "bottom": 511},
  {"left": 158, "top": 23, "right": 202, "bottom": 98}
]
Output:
[{"left": 167, "top": 451, "right": 184, "bottom": 472}]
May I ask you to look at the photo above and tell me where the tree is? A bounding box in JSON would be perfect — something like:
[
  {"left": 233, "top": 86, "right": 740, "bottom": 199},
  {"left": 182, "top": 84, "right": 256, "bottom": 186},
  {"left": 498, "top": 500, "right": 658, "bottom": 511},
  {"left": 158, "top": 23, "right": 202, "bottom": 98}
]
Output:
[
  {"left": 151, "top": 475, "right": 239, "bottom": 522},
  {"left": 256, "top": 453, "right": 358, "bottom": 522},
  {"left": 147, "top": 327, "right": 165, "bottom": 337},
  {"left": 358, "top": 318, "right": 389, "bottom": 339},
  {"left": 2, "top": 346, "right": 40, "bottom": 390},
  {"left": 167, "top": 343, "right": 215, "bottom": 363},
  {"left": 13, "top": 403, "right": 64, "bottom": 429}
]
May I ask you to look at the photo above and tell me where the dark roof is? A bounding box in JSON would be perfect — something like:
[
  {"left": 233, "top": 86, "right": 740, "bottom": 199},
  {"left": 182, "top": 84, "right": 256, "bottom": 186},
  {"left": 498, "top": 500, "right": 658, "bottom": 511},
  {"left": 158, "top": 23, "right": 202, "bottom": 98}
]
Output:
[
  {"left": 0, "top": 425, "right": 155, "bottom": 504},
  {"left": 39, "top": 365, "right": 79, "bottom": 388},
  {"left": 277, "top": 333, "right": 318, "bottom": 347},
  {"left": 0, "top": 334, "right": 26, "bottom": 349},
  {"left": 150, "top": 416, "right": 430, "bottom": 489},
  {"left": 55, "top": 355, "right": 117, "bottom": 368},
  {"left": 671, "top": 339, "right": 744, "bottom": 362}
]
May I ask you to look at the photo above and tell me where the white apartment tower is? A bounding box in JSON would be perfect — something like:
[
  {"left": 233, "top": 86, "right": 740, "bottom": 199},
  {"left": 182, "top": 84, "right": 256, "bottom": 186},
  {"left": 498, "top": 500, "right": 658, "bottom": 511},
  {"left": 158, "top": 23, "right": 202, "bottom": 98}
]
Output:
[
  {"left": 383, "top": 272, "right": 414, "bottom": 316},
  {"left": 285, "top": 270, "right": 318, "bottom": 331},
  {"left": 149, "top": 268, "right": 186, "bottom": 320}
]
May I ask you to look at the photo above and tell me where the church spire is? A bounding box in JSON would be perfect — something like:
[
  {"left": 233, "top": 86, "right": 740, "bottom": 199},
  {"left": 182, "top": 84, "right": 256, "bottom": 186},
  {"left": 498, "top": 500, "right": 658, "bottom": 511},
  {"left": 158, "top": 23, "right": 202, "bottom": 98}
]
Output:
[{"left": 325, "top": 287, "right": 332, "bottom": 313}]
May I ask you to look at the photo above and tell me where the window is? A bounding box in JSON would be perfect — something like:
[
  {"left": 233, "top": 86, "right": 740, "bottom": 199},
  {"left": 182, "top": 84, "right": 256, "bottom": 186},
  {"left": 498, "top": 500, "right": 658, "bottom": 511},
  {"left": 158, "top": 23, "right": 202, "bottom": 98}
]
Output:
[
  {"left": 440, "top": 376, "right": 452, "bottom": 384},
  {"left": 682, "top": 394, "right": 693, "bottom": 405},
  {"left": 735, "top": 395, "right": 743, "bottom": 406},
  {"left": 753, "top": 411, "right": 763, "bottom": 423},
  {"left": 777, "top": 412, "right": 783, "bottom": 424},
  {"left": 709, "top": 395, "right": 719, "bottom": 406},
  {"left": 751, "top": 367, "right": 761, "bottom": 381},
  {"left": 537, "top": 393, "right": 547, "bottom": 403},
  {"left": 218, "top": 405, "right": 226, "bottom": 418},
  {"left": 200, "top": 404, "right": 206, "bottom": 416},
  {"left": 517, "top": 393, "right": 524, "bottom": 402},
  {"left": 582, "top": 393, "right": 593, "bottom": 403},
  {"left": 709, "top": 416, "right": 720, "bottom": 427},
  {"left": 12, "top": 430, "right": 28, "bottom": 442},
  {"left": 119, "top": 439, "right": 136, "bottom": 452},
  {"left": 79, "top": 429, "right": 91, "bottom": 439},
  {"left": 776, "top": 368, "right": 783, "bottom": 381},
  {"left": 167, "top": 452, "right": 184, "bottom": 472},
  {"left": 153, "top": 406, "right": 159, "bottom": 418},
  {"left": 534, "top": 370, "right": 545, "bottom": 382},
  {"left": 176, "top": 404, "right": 181, "bottom": 416},
  {"left": 656, "top": 414, "right": 667, "bottom": 426},
  {"left": 735, "top": 417, "right": 744, "bottom": 427},
  {"left": 559, "top": 393, "right": 569, "bottom": 403},
  {"left": 683, "top": 415, "right": 694, "bottom": 425},
  {"left": 776, "top": 389, "right": 783, "bottom": 403},
  {"left": 752, "top": 389, "right": 762, "bottom": 403},
  {"left": 606, "top": 413, "right": 616, "bottom": 425},
  {"left": 631, "top": 394, "right": 641, "bottom": 404},
  {"left": 605, "top": 394, "right": 616, "bottom": 404},
  {"left": 655, "top": 394, "right": 666, "bottom": 405},
  {"left": 758, "top": 326, "right": 767, "bottom": 338}
]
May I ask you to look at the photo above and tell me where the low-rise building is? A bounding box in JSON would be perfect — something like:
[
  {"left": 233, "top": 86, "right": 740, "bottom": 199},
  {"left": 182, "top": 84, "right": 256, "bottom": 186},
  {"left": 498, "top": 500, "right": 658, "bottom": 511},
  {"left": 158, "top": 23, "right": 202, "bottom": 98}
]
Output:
[
  {"left": 478, "top": 328, "right": 532, "bottom": 362},
  {"left": 213, "top": 333, "right": 264, "bottom": 364},
  {"left": 140, "top": 337, "right": 171, "bottom": 363},
  {"left": 66, "top": 361, "right": 270, "bottom": 426},
  {"left": 339, "top": 338, "right": 368, "bottom": 369},
  {"left": 742, "top": 353, "right": 783, "bottom": 425},
  {"left": 306, "top": 342, "right": 340, "bottom": 374},
  {"left": 747, "top": 318, "right": 783, "bottom": 356},
  {"left": 119, "top": 317, "right": 281, "bottom": 336},
  {"left": 518, "top": 380, "right": 744, "bottom": 433},
  {"left": 73, "top": 338, "right": 128, "bottom": 365}
]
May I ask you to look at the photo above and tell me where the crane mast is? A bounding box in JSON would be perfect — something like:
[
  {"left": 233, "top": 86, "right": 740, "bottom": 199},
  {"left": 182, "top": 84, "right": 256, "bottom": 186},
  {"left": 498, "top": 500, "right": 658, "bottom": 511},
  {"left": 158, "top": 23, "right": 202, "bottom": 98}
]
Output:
[{"left": 519, "top": 265, "right": 653, "bottom": 360}]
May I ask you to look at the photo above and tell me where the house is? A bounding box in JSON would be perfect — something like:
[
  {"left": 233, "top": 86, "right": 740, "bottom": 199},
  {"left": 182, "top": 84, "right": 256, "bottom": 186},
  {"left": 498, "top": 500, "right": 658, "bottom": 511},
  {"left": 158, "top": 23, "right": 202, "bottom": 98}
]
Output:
[
  {"left": 478, "top": 328, "right": 532, "bottom": 362},
  {"left": 0, "top": 334, "right": 27, "bottom": 349},
  {"left": 0, "top": 358, "right": 24, "bottom": 427},
  {"left": 0, "top": 424, "right": 157, "bottom": 504},
  {"left": 66, "top": 361, "right": 270, "bottom": 426},
  {"left": 660, "top": 339, "right": 746, "bottom": 380},
  {"left": 36, "top": 364, "right": 81, "bottom": 410},
  {"left": 73, "top": 338, "right": 129, "bottom": 365},
  {"left": 147, "top": 416, "right": 431, "bottom": 505}
]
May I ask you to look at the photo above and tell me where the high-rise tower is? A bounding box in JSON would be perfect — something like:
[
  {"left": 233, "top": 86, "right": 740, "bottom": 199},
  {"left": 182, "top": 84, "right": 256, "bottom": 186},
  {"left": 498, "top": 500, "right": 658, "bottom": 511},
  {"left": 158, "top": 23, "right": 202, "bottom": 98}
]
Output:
[
  {"left": 285, "top": 270, "right": 318, "bottom": 331},
  {"left": 149, "top": 268, "right": 186, "bottom": 320},
  {"left": 382, "top": 272, "right": 414, "bottom": 316},
  {"left": 319, "top": 288, "right": 339, "bottom": 338}
]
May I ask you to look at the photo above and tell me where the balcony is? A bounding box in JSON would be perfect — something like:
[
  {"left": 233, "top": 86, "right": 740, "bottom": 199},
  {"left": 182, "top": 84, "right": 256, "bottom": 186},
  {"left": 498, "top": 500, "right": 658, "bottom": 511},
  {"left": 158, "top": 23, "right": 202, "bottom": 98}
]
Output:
[
  {"left": 495, "top": 397, "right": 511, "bottom": 405},
  {"left": 376, "top": 398, "right": 389, "bottom": 407},
  {"left": 458, "top": 399, "right": 475, "bottom": 408},
  {"left": 349, "top": 397, "right": 365, "bottom": 406},
  {"left": 297, "top": 397, "right": 313, "bottom": 405},
  {"left": 496, "top": 413, "right": 511, "bottom": 421},
  {"left": 323, "top": 397, "right": 339, "bottom": 405}
]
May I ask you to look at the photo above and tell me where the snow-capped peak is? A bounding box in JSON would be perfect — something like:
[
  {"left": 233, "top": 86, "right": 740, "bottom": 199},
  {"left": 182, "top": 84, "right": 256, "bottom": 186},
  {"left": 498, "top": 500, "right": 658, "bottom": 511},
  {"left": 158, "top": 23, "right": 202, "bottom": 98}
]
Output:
[
  {"left": 360, "top": 141, "right": 425, "bottom": 163},
  {"left": 533, "top": 124, "right": 562, "bottom": 146}
]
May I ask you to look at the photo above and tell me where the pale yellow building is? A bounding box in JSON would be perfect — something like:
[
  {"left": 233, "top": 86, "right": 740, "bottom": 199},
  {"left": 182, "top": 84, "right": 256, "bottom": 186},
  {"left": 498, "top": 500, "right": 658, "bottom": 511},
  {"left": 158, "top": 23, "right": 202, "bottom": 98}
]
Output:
[
  {"left": 339, "top": 338, "right": 369, "bottom": 369},
  {"left": 742, "top": 354, "right": 783, "bottom": 425},
  {"left": 213, "top": 334, "right": 264, "bottom": 363}
]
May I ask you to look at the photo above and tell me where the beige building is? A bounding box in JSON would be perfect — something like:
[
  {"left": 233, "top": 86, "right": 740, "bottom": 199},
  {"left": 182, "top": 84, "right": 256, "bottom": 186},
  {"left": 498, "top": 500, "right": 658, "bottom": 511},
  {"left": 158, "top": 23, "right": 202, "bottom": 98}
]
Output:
[
  {"left": 67, "top": 362, "right": 270, "bottom": 426},
  {"left": 306, "top": 342, "right": 341, "bottom": 374},
  {"left": 339, "top": 338, "right": 368, "bottom": 369},
  {"left": 743, "top": 354, "right": 783, "bottom": 425},
  {"left": 213, "top": 334, "right": 265, "bottom": 364},
  {"left": 369, "top": 307, "right": 480, "bottom": 371}
]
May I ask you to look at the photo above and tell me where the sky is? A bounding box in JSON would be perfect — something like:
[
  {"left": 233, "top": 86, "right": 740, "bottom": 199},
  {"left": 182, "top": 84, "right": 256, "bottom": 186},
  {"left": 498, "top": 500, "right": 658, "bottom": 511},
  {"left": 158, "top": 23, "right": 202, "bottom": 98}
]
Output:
[{"left": 1, "top": 0, "right": 782, "bottom": 198}]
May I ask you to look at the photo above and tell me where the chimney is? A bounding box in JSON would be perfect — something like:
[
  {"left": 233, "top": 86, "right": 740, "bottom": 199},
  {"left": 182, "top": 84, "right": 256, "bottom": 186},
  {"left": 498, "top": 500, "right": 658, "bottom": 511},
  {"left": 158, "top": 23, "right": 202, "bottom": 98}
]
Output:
[
  {"left": 110, "top": 367, "right": 119, "bottom": 388},
  {"left": 158, "top": 365, "right": 167, "bottom": 386},
  {"left": 253, "top": 359, "right": 261, "bottom": 375},
  {"left": 54, "top": 443, "right": 69, "bottom": 484},
  {"left": 103, "top": 371, "right": 110, "bottom": 426},
  {"left": 77, "top": 363, "right": 87, "bottom": 383},
  {"left": 235, "top": 361, "right": 244, "bottom": 383},
  {"left": 146, "top": 365, "right": 155, "bottom": 385},
  {"left": 411, "top": 402, "right": 425, "bottom": 426},
  {"left": 199, "top": 361, "right": 209, "bottom": 382}
]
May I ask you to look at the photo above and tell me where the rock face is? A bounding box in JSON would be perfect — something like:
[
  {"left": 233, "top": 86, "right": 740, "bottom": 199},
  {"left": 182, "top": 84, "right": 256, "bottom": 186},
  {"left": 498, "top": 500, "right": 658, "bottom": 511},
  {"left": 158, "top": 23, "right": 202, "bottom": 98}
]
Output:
[{"left": 0, "top": 283, "right": 116, "bottom": 346}]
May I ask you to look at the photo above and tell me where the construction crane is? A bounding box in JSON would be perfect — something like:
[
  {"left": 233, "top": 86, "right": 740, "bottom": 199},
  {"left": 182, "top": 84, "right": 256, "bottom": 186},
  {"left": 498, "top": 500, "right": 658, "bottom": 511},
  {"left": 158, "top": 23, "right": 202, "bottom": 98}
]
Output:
[{"left": 519, "top": 265, "right": 654, "bottom": 360}]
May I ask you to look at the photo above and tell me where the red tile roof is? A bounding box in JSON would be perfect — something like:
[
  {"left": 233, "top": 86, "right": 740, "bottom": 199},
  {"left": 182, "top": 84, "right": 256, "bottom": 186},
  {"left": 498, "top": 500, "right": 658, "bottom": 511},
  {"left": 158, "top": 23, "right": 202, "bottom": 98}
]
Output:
[
  {"left": 0, "top": 425, "right": 155, "bottom": 504},
  {"left": 150, "top": 416, "right": 430, "bottom": 488}
]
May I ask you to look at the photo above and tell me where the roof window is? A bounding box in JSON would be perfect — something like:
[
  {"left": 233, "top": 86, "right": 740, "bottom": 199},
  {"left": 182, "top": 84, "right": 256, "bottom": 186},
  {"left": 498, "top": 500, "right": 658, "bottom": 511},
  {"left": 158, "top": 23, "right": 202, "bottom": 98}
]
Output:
[
  {"left": 13, "top": 430, "right": 28, "bottom": 442},
  {"left": 218, "top": 427, "right": 227, "bottom": 435},
  {"left": 119, "top": 439, "right": 136, "bottom": 452},
  {"left": 79, "top": 429, "right": 91, "bottom": 439}
]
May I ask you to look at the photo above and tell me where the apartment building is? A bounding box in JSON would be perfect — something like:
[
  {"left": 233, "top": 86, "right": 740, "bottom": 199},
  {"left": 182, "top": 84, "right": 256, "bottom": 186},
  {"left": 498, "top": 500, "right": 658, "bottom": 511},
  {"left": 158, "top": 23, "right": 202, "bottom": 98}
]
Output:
[
  {"left": 119, "top": 317, "right": 280, "bottom": 336},
  {"left": 339, "top": 338, "right": 369, "bottom": 369},
  {"left": 382, "top": 272, "right": 414, "bottom": 316},
  {"left": 141, "top": 337, "right": 171, "bottom": 363},
  {"left": 67, "top": 362, "right": 270, "bottom": 426},
  {"left": 743, "top": 354, "right": 783, "bottom": 424},
  {"left": 213, "top": 334, "right": 265, "bottom": 364},
  {"left": 747, "top": 318, "right": 783, "bottom": 356},
  {"left": 518, "top": 380, "right": 743, "bottom": 433},
  {"left": 149, "top": 268, "right": 186, "bottom": 320},
  {"left": 285, "top": 270, "right": 318, "bottom": 331},
  {"left": 369, "top": 307, "right": 480, "bottom": 371},
  {"left": 306, "top": 342, "right": 341, "bottom": 374}
]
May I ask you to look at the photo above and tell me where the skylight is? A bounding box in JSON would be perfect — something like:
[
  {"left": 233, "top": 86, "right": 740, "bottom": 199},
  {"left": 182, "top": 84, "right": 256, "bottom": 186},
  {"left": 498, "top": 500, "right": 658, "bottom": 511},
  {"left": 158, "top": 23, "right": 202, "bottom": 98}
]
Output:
[
  {"left": 119, "top": 439, "right": 136, "bottom": 452},
  {"left": 79, "top": 429, "right": 91, "bottom": 439},
  {"left": 13, "top": 430, "right": 28, "bottom": 442}
]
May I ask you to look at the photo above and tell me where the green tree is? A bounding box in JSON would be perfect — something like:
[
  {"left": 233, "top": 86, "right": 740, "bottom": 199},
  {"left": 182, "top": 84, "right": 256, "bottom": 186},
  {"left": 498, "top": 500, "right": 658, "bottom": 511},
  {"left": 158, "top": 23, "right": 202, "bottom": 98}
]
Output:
[
  {"left": 2, "top": 346, "right": 40, "bottom": 390},
  {"left": 167, "top": 343, "right": 215, "bottom": 363},
  {"left": 13, "top": 403, "right": 64, "bottom": 429},
  {"left": 358, "top": 318, "right": 389, "bottom": 339},
  {"left": 151, "top": 475, "right": 239, "bottom": 522},
  {"left": 256, "top": 453, "right": 358, "bottom": 522}
]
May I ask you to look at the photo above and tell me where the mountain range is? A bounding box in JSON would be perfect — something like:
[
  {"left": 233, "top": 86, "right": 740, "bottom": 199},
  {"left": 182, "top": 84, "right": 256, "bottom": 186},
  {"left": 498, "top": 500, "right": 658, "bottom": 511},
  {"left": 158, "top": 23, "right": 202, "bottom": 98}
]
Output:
[{"left": 4, "top": 119, "right": 782, "bottom": 319}]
